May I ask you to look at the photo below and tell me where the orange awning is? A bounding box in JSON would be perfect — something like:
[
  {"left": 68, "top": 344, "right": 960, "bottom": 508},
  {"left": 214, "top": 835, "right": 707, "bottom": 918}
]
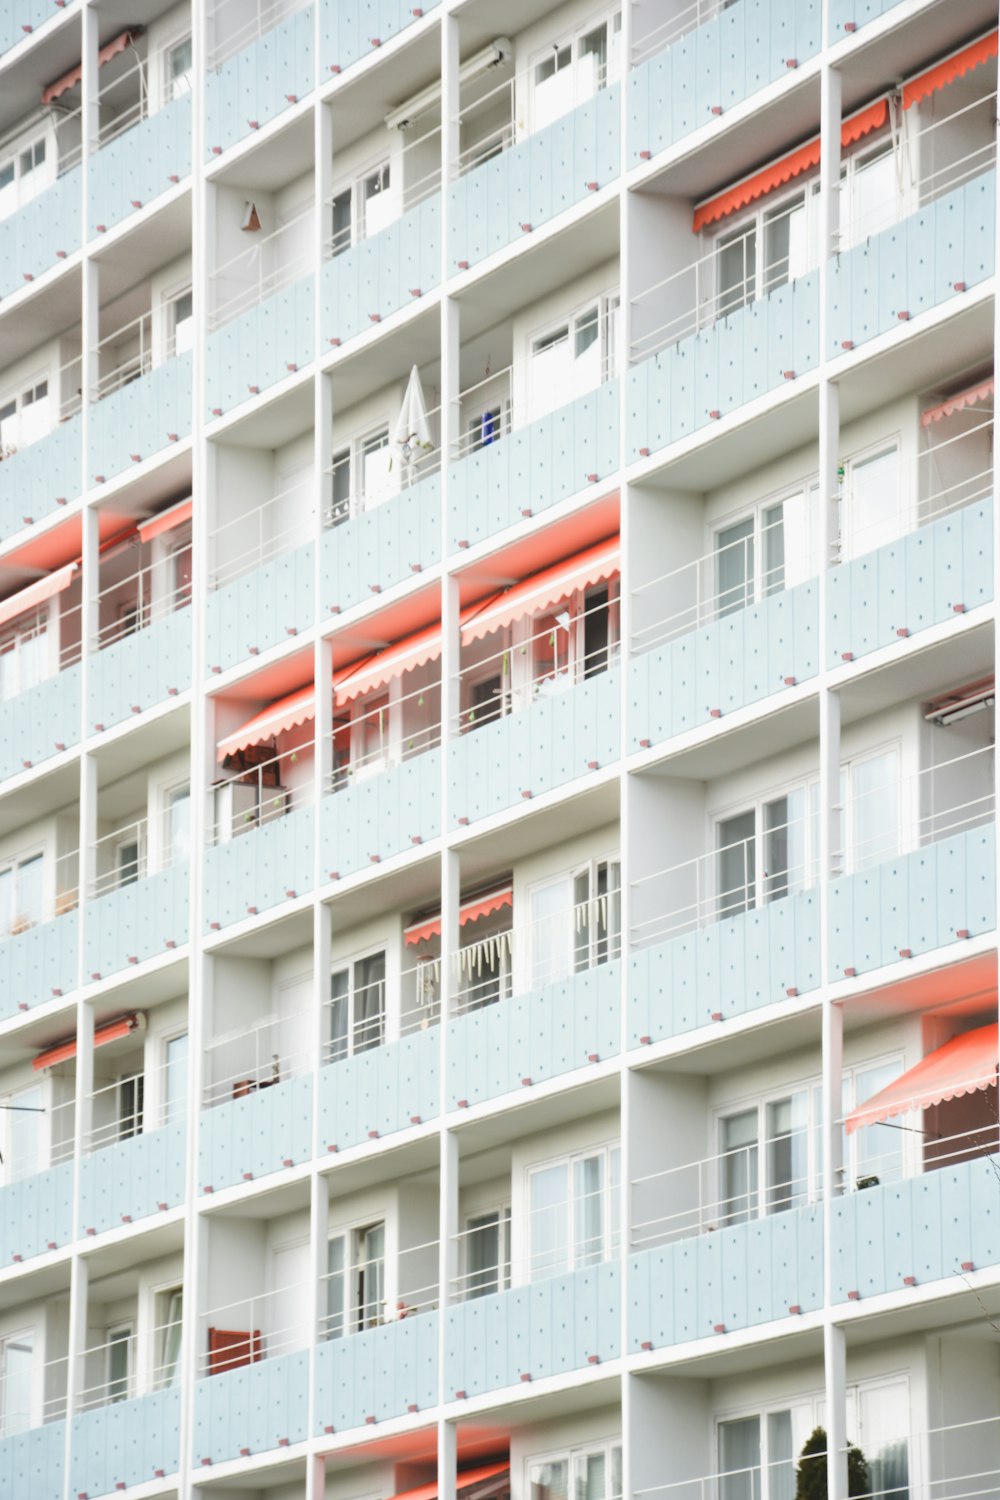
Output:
[
  {"left": 138, "top": 497, "right": 193, "bottom": 545},
  {"left": 217, "top": 683, "right": 315, "bottom": 762},
  {"left": 405, "top": 888, "right": 513, "bottom": 946},
  {"left": 461, "top": 536, "right": 620, "bottom": 644},
  {"left": 921, "top": 377, "right": 995, "bottom": 427},
  {"left": 41, "top": 29, "right": 139, "bottom": 105},
  {"left": 903, "top": 29, "right": 998, "bottom": 111},
  {"left": 34, "top": 1014, "right": 141, "bottom": 1072},
  {"left": 844, "top": 1022, "right": 998, "bottom": 1134},
  {"left": 0, "top": 561, "right": 78, "bottom": 630},
  {"left": 390, "top": 1462, "right": 510, "bottom": 1500},
  {"left": 334, "top": 621, "right": 443, "bottom": 706}
]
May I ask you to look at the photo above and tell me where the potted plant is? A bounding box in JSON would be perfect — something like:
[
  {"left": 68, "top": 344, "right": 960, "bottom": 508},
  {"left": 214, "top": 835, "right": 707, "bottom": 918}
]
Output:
[{"left": 794, "top": 1427, "right": 870, "bottom": 1499}]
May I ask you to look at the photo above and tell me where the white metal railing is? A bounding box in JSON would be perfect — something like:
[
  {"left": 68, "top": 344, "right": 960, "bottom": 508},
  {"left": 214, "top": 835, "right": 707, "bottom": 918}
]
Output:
[
  {"left": 319, "top": 1237, "right": 439, "bottom": 1339},
  {"left": 917, "top": 410, "right": 994, "bottom": 528},
  {"left": 325, "top": 121, "right": 442, "bottom": 259},
  {"left": 841, "top": 742, "right": 995, "bottom": 872},
  {"left": 94, "top": 295, "right": 190, "bottom": 399},
  {"left": 837, "top": 1116, "right": 1000, "bottom": 1194},
  {"left": 90, "top": 811, "right": 188, "bottom": 899},
  {"left": 207, "top": 0, "right": 311, "bottom": 71},
  {"left": 0, "top": 1350, "right": 69, "bottom": 1434},
  {"left": 631, "top": 0, "right": 733, "bottom": 66},
  {"left": 78, "top": 1307, "right": 183, "bottom": 1411},
  {"left": 0, "top": 351, "right": 84, "bottom": 464},
  {"left": 327, "top": 676, "right": 442, "bottom": 793},
  {"left": 634, "top": 1449, "right": 826, "bottom": 1500},
  {"left": 95, "top": 48, "right": 150, "bottom": 150},
  {"left": 202, "top": 1005, "right": 312, "bottom": 1108},
  {"left": 326, "top": 407, "right": 442, "bottom": 527},
  {"left": 322, "top": 975, "right": 386, "bottom": 1063},
  {"left": 0, "top": 842, "right": 79, "bottom": 943},
  {"left": 95, "top": 543, "right": 192, "bottom": 650},
  {"left": 42, "top": 98, "right": 86, "bottom": 177},
  {"left": 209, "top": 203, "right": 313, "bottom": 329},
  {"left": 211, "top": 736, "right": 315, "bottom": 845},
  {"left": 210, "top": 477, "right": 315, "bottom": 589}
]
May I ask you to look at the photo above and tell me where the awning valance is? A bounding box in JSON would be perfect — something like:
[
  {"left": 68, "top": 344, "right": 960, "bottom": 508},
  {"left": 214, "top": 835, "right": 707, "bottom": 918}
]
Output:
[
  {"left": 334, "top": 621, "right": 443, "bottom": 706},
  {"left": 0, "top": 561, "right": 78, "bottom": 631},
  {"left": 217, "top": 683, "right": 315, "bottom": 762},
  {"left": 921, "top": 377, "right": 995, "bottom": 427},
  {"left": 34, "top": 1013, "right": 141, "bottom": 1072},
  {"left": 461, "top": 536, "right": 620, "bottom": 644},
  {"left": 903, "top": 29, "right": 998, "bottom": 111},
  {"left": 138, "top": 497, "right": 193, "bottom": 545},
  {"left": 405, "top": 888, "right": 513, "bottom": 946},
  {"left": 42, "top": 29, "right": 139, "bottom": 105},
  {"left": 390, "top": 1461, "right": 511, "bottom": 1500},
  {"left": 844, "top": 1022, "right": 998, "bottom": 1134}
]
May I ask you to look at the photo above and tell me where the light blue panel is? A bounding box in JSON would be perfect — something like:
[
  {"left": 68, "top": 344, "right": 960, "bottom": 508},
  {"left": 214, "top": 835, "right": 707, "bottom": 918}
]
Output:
[
  {"left": 446, "top": 961, "right": 620, "bottom": 1110},
  {"left": 79, "top": 1120, "right": 186, "bottom": 1235},
  {"left": 0, "top": 909, "right": 78, "bottom": 1021},
  {"left": 207, "top": 541, "right": 314, "bottom": 672},
  {"left": 629, "top": 577, "right": 817, "bottom": 750},
  {"left": 193, "top": 1351, "right": 309, "bottom": 1464},
  {"left": 319, "top": 473, "right": 441, "bottom": 616},
  {"left": 205, "top": 6, "right": 314, "bottom": 158},
  {"left": 87, "top": 607, "right": 191, "bottom": 731},
  {"left": 88, "top": 93, "right": 191, "bottom": 234},
  {"left": 831, "top": 1156, "right": 1000, "bottom": 1302},
  {"left": 445, "top": 1262, "right": 620, "bottom": 1398},
  {"left": 448, "top": 671, "right": 620, "bottom": 826},
  {"left": 628, "top": 1203, "right": 822, "bottom": 1352},
  {"left": 318, "top": 0, "right": 438, "bottom": 76},
  {"left": 319, "top": 748, "right": 440, "bottom": 880},
  {"left": 84, "top": 861, "right": 189, "bottom": 978},
  {"left": 828, "top": 0, "right": 905, "bottom": 41},
  {"left": 206, "top": 272, "right": 314, "bottom": 418},
  {"left": 628, "top": 889, "right": 819, "bottom": 1047},
  {"left": 199, "top": 1074, "right": 314, "bottom": 1190},
  {"left": 314, "top": 1314, "right": 439, "bottom": 1432},
  {"left": 317, "top": 1024, "right": 439, "bottom": 1150},
  {"left": 70, "top": 1387, "right": 179, "bottom": 1497},
  {"left": 0, "top": 662, "right": 81, "bottom": 780},
  {"left": 827, "top": 823, "right": 996, "bottom": 981},
  {"left": 0, "top": 1418, "right": 65, "bottom": 1500},
  {"left": 88, "top": 350, "right": 193, "bottom": 485},
  {"left": 0, "top": 1159, "right": 74, "bottom": 1263},
  {"left": 0, "top": 414, "right": 82, "bottom": 543},
  {"left": 828, "top": 171, "right": 996, "bottom": 355},
  {"left": 448, "top": 87, "right": 620, "bottom": 271},
  {"left": 202, "top": 805, "right": 314, "bottom": 930},
  {"left": 826, "top": 498, "right": 993, "bottom": 666},
  {"left": 447, "top": 380, "right": 619, "bottom": 551},
  {"left": 319, "top": 193, "right": 440, "bottom": 350},
  {"left": 0, "top": 165, "right": 81, "bottom": 297}
]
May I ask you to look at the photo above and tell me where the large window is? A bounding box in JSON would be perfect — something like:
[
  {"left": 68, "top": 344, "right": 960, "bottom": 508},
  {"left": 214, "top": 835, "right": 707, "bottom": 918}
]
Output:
[
  {"left": 714, "top": 187, "right": 814, "bottom": 318},
  {"left": 325, "top": 1220, "right": 386, "bottom": 1336},
  {"left": 329, "top": 950, "right": 386, "bottom": 1061},
  {"left": 528, "top": 1142, "right": 620, "bottom": 1279},
  {"left": 528, "top": 857, "right": 621, "bottom": 987},
  {"left": 718, "top": 1084, "right": 821, "bottom": 1227},
  {"left": 528, "top": 292, "right": 619, "bottom": 423},
  {"left": 330, "top": 160, "right": 395, "bottom": 255},
  {"left": 531, "top": 11, "right": 622, "bottom": 132},
  {"left": 714, "top": 484, "right": 820, "bottom": 616},
  {"left": 529, "top": 1440, "right": 622, "bottom": 1500}
]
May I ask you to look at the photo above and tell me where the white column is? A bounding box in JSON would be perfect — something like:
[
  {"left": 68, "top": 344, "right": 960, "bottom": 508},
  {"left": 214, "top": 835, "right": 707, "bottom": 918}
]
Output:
[{"left": 824, "top": 1321, "right": 848, "bottom": 1500}]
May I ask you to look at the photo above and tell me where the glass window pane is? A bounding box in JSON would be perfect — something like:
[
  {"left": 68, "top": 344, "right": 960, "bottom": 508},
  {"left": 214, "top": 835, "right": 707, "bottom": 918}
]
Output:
[
  {"left": 850, "top": 751, "right": 898, "bottom": 872},
  {"left": 329, "top": 969, "right": 349, "bottom": 1061},
  {"left": 858, "top": 1382, "right": 909, "bottom": 1500},
  {"left": 718, "top": 810, "right": 756, "bottom": 918},
  {"left": 15, "top": 854, "right": 42, "bottom": 928},
  {"left": 764, "top": 195, "right": 807, "bottom": 290},
  {"left": 10, "top": 1086, "right": 41, "bottom": 1180},
  {"left": 767, "top": 1411, "right": 796, "bottom": 1500},
  {"left": 765, "top": 1093, "right": 807, "bottom": 1213},
  {"left": 716, "top": 517, "right": 755, "bottom": 616},
  {"left": 718, "top": 228, "right": 756, "bottom": 316},
  {"left": 852, "top": 1061, "right": 903, "bottom": 1187},
  {"left": 530, "top": 1162, "right": 569, "bottom": 1279},
  {"left": 326, "top": 1235, "right": 345, "bottom": 1338},
  {"left": 532, "top": 1460, "right": 569, "bottom": 1500},
  {"left": 164, "top": 1034, "right": 188, "bottom": 1124},
  {"left": 531, "top": 877, "right": 571, "bottom": 985},
  {"left": 355, "top": 952, "right": 385, "bottom": 1051},
  {"left": 719, "top": 1416, "right": 762, "bottom": 1500},
  {"left": 466, "top": 1212, "right": 501, "bottom": 1299},
  {"left": 331, "top": 188, "right": 352, "bottom": 256},
  {"left": 764, "top": 790, "right": 805, "bottom": 903},
  {"left": 721, "top": 1110, "right": 758, "bottom": 1225},
  {"left": 851, "top": 147, "right": 898, "bottom": 244},
  {"left": 159, "top": 1290, "right": 183, "bottom": 1387},
  {"left": 1, "top": 1335, "right": 33, "bottom": 1435},
  {"left": 573, "top": 1154, "right": 605, "bottom": 1267}
]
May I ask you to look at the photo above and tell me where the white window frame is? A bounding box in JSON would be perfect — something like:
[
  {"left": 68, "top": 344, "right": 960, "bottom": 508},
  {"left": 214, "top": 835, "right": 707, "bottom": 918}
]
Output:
[
  {"left": 714, "top": 1076, "right": 823, "bottom": 1226},
  {"left": 325, "top": 1215, "right": 389, "bottom": 1337},
  {"left": 529, "top": 8, "right": 623, "bottom": 133},
  {"left": 106, "top": 1320, "right": 135, "bottom": 1405},
  {"left": 526, "top": 287, "right": 621, "bottom": 418},
  {"left": 330, "top": 154, "right": 394, "bottom": 255},
  {"left": 839, "top": 436, "right": 906, "bottom": 562},
  {"left": 159, "top": 1028, "right": 189, "bottom": 1127},
  {"left": 161, "top": 32, "right": 192, "bottom": 105},
  {"left": 160, "top": 282, "right": 193, "bottom": 363},
  {"left": 714, "top": 1391, "right": 822, "bottom": 1500},
  {"left": 462, "top": 1203, "right": 512, "bottom": 1298},
  {"left": 525, "top": 853, "right": 622, "bottom": 989},
  {"left": 0, "top": 375, "right": 51, "bottom": 454},
  {"left": 0, "top": 1081, "right": 45, "bottom": 1185},
  {"left": 842, "top": 1051, "right": 911, "bottom": 1189},
  {"left": 329, "top": 946, "right": 388, "bottom": 1060},
  {"left": 0, "top": 1328, "right": 35, "bottom": 1436},
  {"left": 709, "top": 179, "right": 820, "bottom": 317},
  {"left": 711, "top": 477, "right": 822, "bottom": 613},
  {"left": 150, "top": 1280, "right": 183, "bottom": 1391},
  {"left": 0, "top": 125, "right": 53, "bottom": 220},
  {"left": 525, "top": 1436, "right": 624, "bottom": 1500},
  {"left": 525, "top": 1138, "right": 621, "bottom": 1281}
]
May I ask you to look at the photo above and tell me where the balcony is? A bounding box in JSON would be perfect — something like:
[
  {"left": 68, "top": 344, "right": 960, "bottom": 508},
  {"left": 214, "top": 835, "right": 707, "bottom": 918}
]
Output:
[
  {"left": 627, "top": 0, "right": 822, "bottom": 169},
  {"left": 318, "top": 191, "right": 440, "bottom": 351},
  {"left": 205, "top": 0, "right": 314, "bottom": 159},
  {"left": 85, "top": 814, "right": 190, "bottom": 979},
  {"left": 318, "top": 0, "right": 439, "bottom": 77},
  {"left": 0, "top": 95, "right": 82, "bottom": 295},
  {"left": 0, "top": 834, "right": 80, "bottom": 1021},
  {"left": 69, "top": 1388, "right": 179, "bottom": 1498},
  {"left": 78, "top": 1053, "right": 187, "bottom": 1236},
  {"left": 89, "top": 296, "right": 193, "bottom": 485},
  {"left": 0, "top": 344, "right": 83, "bottom": 540},
  {"left": 315, "top": 1312, "right": 439, "bottom": 1430},
  {"left": 0, "top": 1419, "right": 65, "bottom": 1500}
]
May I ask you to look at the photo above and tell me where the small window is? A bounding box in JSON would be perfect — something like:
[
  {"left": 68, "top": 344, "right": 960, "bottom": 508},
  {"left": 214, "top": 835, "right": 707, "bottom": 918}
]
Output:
[
  {"left": 156, "top": 1287, "right": 183, "bottom": 1388},
  {"left": 165, "top": 36, "right": 193, "bottom": 100},
  {"left": 168, "top": 289, "right": 193, "bottom": 357},
  {"left": 0, "top": 1332, "right": 33, "bottom": 1436},
  {"left": 331, "top": 187, "right": 352, "bottom": 256}
]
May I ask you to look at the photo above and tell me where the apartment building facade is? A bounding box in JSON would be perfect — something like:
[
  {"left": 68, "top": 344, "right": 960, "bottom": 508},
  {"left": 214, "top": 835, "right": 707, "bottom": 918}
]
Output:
[{"left": 0, "top": 0, "right": 996, "bottom": 1498}]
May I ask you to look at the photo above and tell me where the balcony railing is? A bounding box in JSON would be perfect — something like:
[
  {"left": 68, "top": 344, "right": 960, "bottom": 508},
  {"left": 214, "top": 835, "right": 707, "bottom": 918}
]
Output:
[
  {"left": 324, "top": 121, "right": 441, "bottom": 262},
  {"left": 78, "top": 1309, "right": 183, "bottom": 1413},
  {"left": 94, "top": 299, "right": 191, "bottom": 401},
  {"left": 209, "top": 205, "right": 312, "bottom": 330},
  {"left": 90, "top": 813, "right": 188, "bottom": 899},
  {"left": 326, "top": 408, "right": 442, "bottom": 529},
  {"left": 0, "top": 840, "right": 78, "bottom": 943},
  {"left": 203, "top": 1003, "right": 313, "bottom": 1108},
  {"left": 319, "top": 1237, "right": 439, "bottom": 1339},
  {"left": 210, "top": 476, "right": 315, "bottom": 590},
  {"left": 95, "top": 543, "right": 192, "bottom": 651},
  {"left": 210, "top": 737, "right": 315, "bottom": 847}
]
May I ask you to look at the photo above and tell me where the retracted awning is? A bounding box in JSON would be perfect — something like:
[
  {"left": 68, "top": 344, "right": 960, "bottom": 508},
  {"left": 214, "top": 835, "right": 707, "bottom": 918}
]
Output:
[
  {"left": 903, "top": 29, "right": 998, "bottom": 111},
  {"left": 41, "top": 29, "right": 140, "bottom": 105},
  {"left": 0, "top": 561, "right": 78, "bottom": 630},
  {"left": 216, "top": 683, "right": 315, "bottom": 762},
  {"left": 138, "top": 497, "right": 193, "bottom": 545},
  {"left": 405, "top": 888, "right": 513, "bottom": 946},
  {"left": 34, "top": 1014, "right": 142, "bottom": 1072},
  {"left": 461, "top": 536, "right": 620, "bottom": 644},
  {"left": 844, "top": 1022, "right": 998, "bottom": 1134},
  {"left": 334, "top": 621, "right": 443, "bottom": 706},
  {"left": 389, "top": 1461, "right": 511, "bottom": 1500},
  {"left": 921, "top": 377, "right": 995, "bottom": 427}
]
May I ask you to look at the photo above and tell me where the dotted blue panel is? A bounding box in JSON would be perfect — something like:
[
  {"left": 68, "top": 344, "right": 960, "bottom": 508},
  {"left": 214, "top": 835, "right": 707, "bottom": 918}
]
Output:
[
  {"left": 319, "top": 747, "right": 441, "bottom": 880},
  {"left": 448, "top": 380, "right": 619, "bottom": 551},
  {"left": 79, "top": 1119, "right": 186, "bottom": 1235},
  {"left": 0, "top": 662, "right": 81, "bottom": 780},
  {"left": 446, "top": 960, "right": 621, "bottom": 1110},
  {"left": 314, "top": 1310, "right": 439, "bottom": 1433},
  {"left": 828, "top": 171, "right": 996, "bottom": 355},
  {"left": 0, "top": 164, "right": 81, "bottom": 297},
  {"left": 826, "top": 497, "right": 992, "bottom": 667},
  {"left": 445, "top": 1261, "right": 620, "bottom": 1399},
  {"left": 828, "top": 0, "right": 905, "bottom": 41},
  {"left": 87, "top": 608, "right": 192, "bottom": 732},
  {"left": 830, "top": 1156, "right": 1000, "bottom": 1302},
  {"left": 627, "top": 0, "right": 821, "bottom": 168},
  {"left": 317, "top": 1024, "right": 439, "bottom": 1150},
  {"left": 205, "top": 272, "right": 315, "bottom": 418},
  {"left": 0, "top": 1159, "right": 74, "bottom": 1263},
  {"left": 320, "top": 474, "right": 441, "bottom": 616},
  {"left": 207, "top": 541, "right": 315, "bottom": 672},
  {"left": 447, "top": 86, "right": 620, "bottom": 271},
  {"left": 448, "top": 671, "right": 621, "bottom": 826},
  {"left": 199, "top": 1074, "right": 314, "bottom": 1191},
  {"left": 627, "top": 1204, "right": 822, "bottom": 1352},
  {"left": 319, "top": 194, "right": 440, "bottom": 350},
  {"left": 193, "top": 1352, "right": 309, "bottom": 1465},
  {"left": 0, "top": 414, "right": 82, "bottom": 544},
  {"left": 0, "top": 1417, "right": 65, "bottom": 1500},
  {"left": 627, "top": 890, "right": 819, "bottom": 1048},
  {"left": 84, "top": 860, "right": 190, "bottom": 979},
  {"left": 88, "top": 93, "right": 191, "bottom": 235},
  {"left": 0, "top": 0, "right": 69, "bottom": 55},
  {"left": 205, "top": 5, "right": 314, "bottom": 159},
  {"left": 827, "top": 823, "right": 996, "bottom": 981},
  {"left": 318, "top": 0, "right": 440, "bottom": 79},
  {"left": 88, "top": 351, "right": 193, "bottom": 485},
  {"left": 70, "top": 1387, "right": 179, "bottom": 1497},
  {"left": 202, "top": 805, "right": 315, "bottom": 931},
  {"left": 0, "top": 909, "right": 78, "bottom": 1021}
]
